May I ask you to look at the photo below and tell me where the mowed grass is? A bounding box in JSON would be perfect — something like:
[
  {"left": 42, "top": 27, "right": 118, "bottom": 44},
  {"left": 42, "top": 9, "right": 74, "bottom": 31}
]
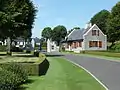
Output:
[
  {"left": 84, "top": 50, "right": 120, "bottom": 58},
  {"left": 24, "top": 57, "right": 105, "bottom": 90}
]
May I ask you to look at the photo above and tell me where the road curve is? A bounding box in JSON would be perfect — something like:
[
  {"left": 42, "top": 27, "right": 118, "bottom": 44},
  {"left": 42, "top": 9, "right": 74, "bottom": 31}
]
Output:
[{"left": 63, "top": 54, "right": 120, "bottom": 90}]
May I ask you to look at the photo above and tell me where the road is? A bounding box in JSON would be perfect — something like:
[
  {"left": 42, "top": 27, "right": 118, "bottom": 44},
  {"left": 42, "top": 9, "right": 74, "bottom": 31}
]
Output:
[{"left": 47, "top": 52, "right": 120, "bottom": 90}]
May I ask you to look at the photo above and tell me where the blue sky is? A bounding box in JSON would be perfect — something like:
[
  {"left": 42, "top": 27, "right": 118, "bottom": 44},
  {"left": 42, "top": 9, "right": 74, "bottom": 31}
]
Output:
[{"left": 32, "top": 0, "right": 119, "bottom": 38}]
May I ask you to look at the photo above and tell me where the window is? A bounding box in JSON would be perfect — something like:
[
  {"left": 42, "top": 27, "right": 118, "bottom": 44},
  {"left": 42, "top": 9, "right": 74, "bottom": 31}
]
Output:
[
  {"left": 79, "top": 42, "right": 82, "bottom": 47},
  {"left": 89, "top": 41, "right": 98, "bottom": 47},
  {"left": 89, "top": 41, "right": 102, "bottom": 48},
  {"left": 98, "top": 30, "right": 99, "bottom": 36},
  {"left": 74, "top": 42, "right": 77, "bottom": 48},
  {"left": 52, "top": 46, "right": 54, "bottom": 49},
  {"left": 92, "top": 30, "right": 97, "bottom": 36},
  {"left": 99, "top": 41, "right": 102, "bottom": 48},
  {"left": 92, "top": 30, "right": 99, "bottom": 36}
]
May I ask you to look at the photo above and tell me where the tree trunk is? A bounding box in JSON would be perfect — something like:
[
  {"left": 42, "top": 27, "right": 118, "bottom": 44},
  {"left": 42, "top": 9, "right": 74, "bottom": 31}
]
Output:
[{"left": 7, "top": 37, "right": 12, "bottom": 55}]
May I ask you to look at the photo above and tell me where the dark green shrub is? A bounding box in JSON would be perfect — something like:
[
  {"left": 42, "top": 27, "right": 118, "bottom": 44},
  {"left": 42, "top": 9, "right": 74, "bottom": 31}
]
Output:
[
  {"left": 34, "top": 51, "right": 39, "bottom": 57},
  {"left": 0, "top": 45, "right": 7, "bottom": 52},
  {"left": 1, "top": 63, "right": 28, "bottom": 83},
  {"left": 110, "top": 43, "right": 120, "bottom": 52},
  {"left": 0, "top": 68, "right": 20, "bottom": 90}
]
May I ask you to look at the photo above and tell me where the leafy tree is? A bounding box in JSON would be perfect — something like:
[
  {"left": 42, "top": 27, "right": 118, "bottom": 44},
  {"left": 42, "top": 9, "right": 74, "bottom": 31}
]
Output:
[
  {"left": 68, "top": 27, "right": 80, "bottom": 35},
  {"left": 52, "top": 25, "right": 67, "bottom": 46},
  {"left": 42, "top": 27, "right": 52, "bottom": 41},
  {"left": 0, "top": 0, "right": 37, "bottom": 54},
  {"left": 106, "top": 2, "right": 120, "bottom": 45},
  {"left": 0, "top": 0, "right": 37, "bottom": 39},
  {"left": 90, "top": 10, "right": 110, "bottom": 34}
]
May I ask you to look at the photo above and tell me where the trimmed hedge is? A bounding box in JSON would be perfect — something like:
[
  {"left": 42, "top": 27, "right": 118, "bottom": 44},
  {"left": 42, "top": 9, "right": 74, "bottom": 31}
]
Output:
[
  {"left": 0, "top": 45, "right": 7, "bottom": 52},
  {"left": 0, "top": 53, "right": 49, "bottom": 76}
]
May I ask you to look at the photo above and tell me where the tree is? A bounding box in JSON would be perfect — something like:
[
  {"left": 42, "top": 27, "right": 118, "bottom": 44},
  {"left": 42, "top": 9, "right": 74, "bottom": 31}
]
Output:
[
  {"left": 90, "top": 10, "right": 110, "bottom": 34},
  {"left": 42, "top": 27, "right": 52, "bottom": 41},
  {"left": 67, "top": 27, "right": 80, "bottom": 35},
  {"left": 0, "top": 0, "right": 37, "bottom": 54},
  {"left": 106, "top": 2, "right": 120, "bottom": 45},
  {"left": 52, "top": 25, "right": 67, "bottom": 46},
  {"left": 0, "top": 0, "right": 37, "bottom": 39}
]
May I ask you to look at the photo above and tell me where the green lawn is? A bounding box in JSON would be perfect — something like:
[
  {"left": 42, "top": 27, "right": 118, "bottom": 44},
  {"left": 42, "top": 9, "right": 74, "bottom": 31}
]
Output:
[
  {"left": 83, "top": 50, "right": 120, "bottom": 58},
  {"left": 23, "top": 57, "right": 105, "bottom": 90}
]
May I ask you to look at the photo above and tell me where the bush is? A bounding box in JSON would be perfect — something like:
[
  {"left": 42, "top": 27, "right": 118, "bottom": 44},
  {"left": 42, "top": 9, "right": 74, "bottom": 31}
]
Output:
[
  {"left": 110, "top": 43, "right": 120, "bottom": 52},
  {"left": 0, "top": 68, "right": 20, "bottom": 90},
  {"left": 1, "top": 63, "right": 28, "bottom": 83},
  {"left": 11, "top": 46, "right": 23, "bottom": 52},
  {"left": 0, "top": 45, "right": 7, "bottom": 52}
]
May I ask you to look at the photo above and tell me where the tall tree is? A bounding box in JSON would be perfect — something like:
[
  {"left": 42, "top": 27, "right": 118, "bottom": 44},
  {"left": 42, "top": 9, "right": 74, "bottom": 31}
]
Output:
[
  {"left": 42, "top": 27, "right": 52, "bottom": 41},
  {"left": 68, "top": 27, "right": 80, "bottom": 35},
  {"left": 0, "top": 0, "right": 37, "bottom": 54},
  {"left": 106, "top": 2, "right": 120, "bottom": 45},
  {"left": 90, "top": 10, "right": 110, "bottom": 34},
  {"left": 0, "top": 0, "right": 37, "bottom": 39},
  {"left": 52, "top": 25, "right": 67, "bottom": 46}
]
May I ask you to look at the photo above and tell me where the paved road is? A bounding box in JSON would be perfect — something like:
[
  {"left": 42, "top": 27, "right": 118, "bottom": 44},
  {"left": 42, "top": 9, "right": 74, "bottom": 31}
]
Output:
[
  {"left": 47, "top": 52, "right": 120, "bottom": 90},
  {"left": 63, "top": 54, "right": 120, "bottom": 90}
]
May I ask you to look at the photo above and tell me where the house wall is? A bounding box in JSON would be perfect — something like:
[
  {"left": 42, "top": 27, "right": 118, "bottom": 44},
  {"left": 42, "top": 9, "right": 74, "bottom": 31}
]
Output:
[
  {"left": 47, "top": 39, "right": 59, "bottom": 52},
  {"left": 65, "top": 41, "right": 83, "bottom": 53},
  {"left": 83, "top": 25, "right": 107, "bottom": 50}
]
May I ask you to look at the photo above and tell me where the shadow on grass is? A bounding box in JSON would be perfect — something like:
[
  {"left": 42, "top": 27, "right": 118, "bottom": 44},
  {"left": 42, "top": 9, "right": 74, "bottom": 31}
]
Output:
[
  {"left": 17, "top": 59, "right": 49, "bottom": 90},
  {"left": 12, "top": 55, "right": 35, "bottom": 58},
  {"left": 0, "top": 54, "right": 7, "bottom": 56},
  {"left": 46, "top": 54, "right": 64, "bottom": 57},
  {"left": 16, "top": 79, "right": 35, "bottom": 90}
]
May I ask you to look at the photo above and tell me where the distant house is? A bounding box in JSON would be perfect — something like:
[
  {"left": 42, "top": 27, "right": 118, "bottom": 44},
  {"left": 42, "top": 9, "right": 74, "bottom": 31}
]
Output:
[
  {"left": 31, "top": 37, "right": 41, "bottom": 50},
  {"left": 64, "top": 23, "right": 107, "bottom": 53},
  {"left": 13, "top": 37, "right": 26, "bottom": 48},
  {"left": 47, "top": 39, "right": 59, "bottom": 52}
]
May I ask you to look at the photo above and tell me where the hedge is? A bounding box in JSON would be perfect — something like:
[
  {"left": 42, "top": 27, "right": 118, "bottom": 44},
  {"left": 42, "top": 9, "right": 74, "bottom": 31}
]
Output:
[
  {"left": 0, "top": 53, "right": 49, "bottom": 76},
  {"left": 0, "top": 68, "right": 20, "bottom": 90},
  {"left": 0, "top": 45, "right": 7, "bottom": 52}
]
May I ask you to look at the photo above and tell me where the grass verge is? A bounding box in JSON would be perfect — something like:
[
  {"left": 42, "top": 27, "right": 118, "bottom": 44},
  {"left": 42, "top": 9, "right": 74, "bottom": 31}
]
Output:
[{"left": 23, "top": 57, "right": 105, "bottom": 90}]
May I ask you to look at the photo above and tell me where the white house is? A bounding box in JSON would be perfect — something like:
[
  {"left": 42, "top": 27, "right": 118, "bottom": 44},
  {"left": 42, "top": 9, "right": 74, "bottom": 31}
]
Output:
[
  {"left": 64, "top": 23, "right": 107, "bottom": 53},
  {"left": 47, "top": 39, "right": 59, "bottom": 52}
]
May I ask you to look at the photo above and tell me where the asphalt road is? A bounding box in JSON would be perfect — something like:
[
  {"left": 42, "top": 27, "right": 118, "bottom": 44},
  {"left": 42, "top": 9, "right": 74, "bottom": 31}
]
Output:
[
  {"left": 47, "top": 52, "right": 120, "bottom": 90},
  {"left": 62, "top": 54, "right": 120, "bottom": 90}
]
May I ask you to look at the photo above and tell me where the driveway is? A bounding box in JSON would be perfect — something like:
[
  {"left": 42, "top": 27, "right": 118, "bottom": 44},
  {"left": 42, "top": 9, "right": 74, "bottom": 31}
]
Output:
[{"left": 47, "top": 52, "right": 120, "bottom": 90}]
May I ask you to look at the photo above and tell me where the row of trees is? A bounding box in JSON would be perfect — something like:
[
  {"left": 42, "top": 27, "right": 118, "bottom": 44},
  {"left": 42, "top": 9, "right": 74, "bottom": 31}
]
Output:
[
  {"left": 42, "top": 25, "right": 67, "bottom": 45},
  {"left": 90, "top": 2, "right": 120, "bottom": 45},
  {"left": 0, "top": 0, "right": 37, "bottom": 41}
]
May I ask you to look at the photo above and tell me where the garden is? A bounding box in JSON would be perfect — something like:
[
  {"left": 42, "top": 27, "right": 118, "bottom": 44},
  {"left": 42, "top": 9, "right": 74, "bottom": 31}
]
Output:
[{"left": 0, "top": 51, "right": 49, "bottom": 90}]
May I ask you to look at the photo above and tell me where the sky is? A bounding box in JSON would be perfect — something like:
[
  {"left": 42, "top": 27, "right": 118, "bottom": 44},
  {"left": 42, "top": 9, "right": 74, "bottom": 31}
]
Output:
[{"left": 32, "top": 0, "right": 120, "bottom": 38}]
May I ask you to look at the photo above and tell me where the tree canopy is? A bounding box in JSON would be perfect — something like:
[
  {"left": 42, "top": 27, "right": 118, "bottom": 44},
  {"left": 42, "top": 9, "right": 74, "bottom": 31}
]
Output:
[
  {"left": 90, "top": 9, "right": 110, "bottom": 34},
  {"left": 42, "top": 27, "right": 52, "bottom": 40},
  {"left": 106, "top": 2, "right": 120, "bottom": 44},
  {"left": 0, "top": 0, "right": 37, "bottom": 39},
  {"left": 52, "top": 25, "right": 67, "bottom": 45}
]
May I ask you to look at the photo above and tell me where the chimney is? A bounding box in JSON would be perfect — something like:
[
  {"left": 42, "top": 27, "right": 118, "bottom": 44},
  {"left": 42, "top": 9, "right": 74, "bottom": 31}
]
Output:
[{"left": 85, "top": 22, "right": 92, "bottom": 29}]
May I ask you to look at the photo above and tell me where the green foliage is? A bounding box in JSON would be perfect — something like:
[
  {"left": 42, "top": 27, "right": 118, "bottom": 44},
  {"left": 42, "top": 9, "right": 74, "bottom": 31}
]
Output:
[
  {"left": 106, "top": 2, "right": 120, "bottom": 44},
  {"left": 52, "top": 25, "right": 67, "bottom": 45},
  {"left": 110, "top": 43, "right": 120, "bottom": 52},
  {"left": 1, "top": 63, "right": 28, "bottom": 83},
  {"left": 0, "top": 45, "right": 6, "bottom": 51},
  {"left": 0, "top": 0, "right": 37, "bottom": 39},
  {"left": 0, "top": 68, "right": 20, "bottom": 90},
  {"left": 42, "top": 27, "right": 52, "bottom": 40},
  {"left": 42, "top": 42, "right": 47, "bottom": 47},
  {"left": 90, "top": 9, "right": 110, "bottom": 34}
]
